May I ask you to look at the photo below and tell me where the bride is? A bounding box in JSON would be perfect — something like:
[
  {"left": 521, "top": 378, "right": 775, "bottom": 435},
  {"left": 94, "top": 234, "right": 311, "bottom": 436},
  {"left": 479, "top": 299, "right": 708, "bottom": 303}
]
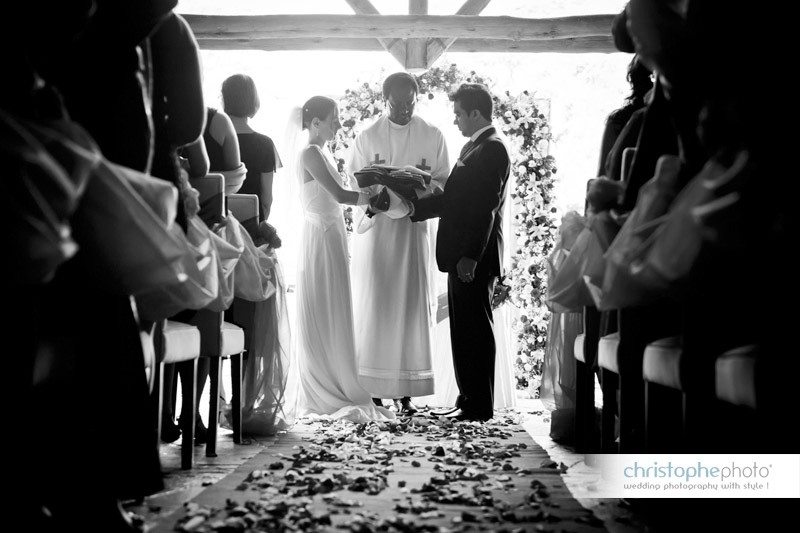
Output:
[{"left": 287, "top": 96, "right": 394, "bottom": 422}]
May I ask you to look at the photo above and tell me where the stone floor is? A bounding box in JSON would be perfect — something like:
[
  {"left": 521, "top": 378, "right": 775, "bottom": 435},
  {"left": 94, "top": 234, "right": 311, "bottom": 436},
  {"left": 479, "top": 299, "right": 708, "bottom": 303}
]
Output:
[{"left": 131, "top": 398, "right": 650, "bottom": 532}]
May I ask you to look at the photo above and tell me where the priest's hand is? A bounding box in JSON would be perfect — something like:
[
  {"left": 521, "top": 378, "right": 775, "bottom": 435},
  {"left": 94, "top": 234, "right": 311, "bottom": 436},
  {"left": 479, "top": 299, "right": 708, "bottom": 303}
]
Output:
[{"left": 457, "top": 257, "right": 477, "bottom": 283}]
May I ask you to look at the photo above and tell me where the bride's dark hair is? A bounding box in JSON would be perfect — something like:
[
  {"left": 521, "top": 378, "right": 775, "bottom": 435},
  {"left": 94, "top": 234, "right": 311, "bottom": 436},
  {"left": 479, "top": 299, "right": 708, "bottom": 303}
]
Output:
[{"left": 301, "top": 96, "right": 337, "bottom": 130}]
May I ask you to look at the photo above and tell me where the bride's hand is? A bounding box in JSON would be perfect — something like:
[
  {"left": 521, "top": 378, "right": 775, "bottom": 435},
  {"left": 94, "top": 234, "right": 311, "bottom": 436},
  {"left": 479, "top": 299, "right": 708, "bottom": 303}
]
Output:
[{"left": 368, "top": 188, "right": 390, "bottom": 214}]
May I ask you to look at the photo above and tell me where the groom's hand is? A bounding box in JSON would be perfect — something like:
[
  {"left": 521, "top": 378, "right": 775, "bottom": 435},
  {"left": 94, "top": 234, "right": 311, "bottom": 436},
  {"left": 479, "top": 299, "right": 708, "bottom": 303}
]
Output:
[{"left": 457, "top": 257, "right": 477, "bottom": 283}]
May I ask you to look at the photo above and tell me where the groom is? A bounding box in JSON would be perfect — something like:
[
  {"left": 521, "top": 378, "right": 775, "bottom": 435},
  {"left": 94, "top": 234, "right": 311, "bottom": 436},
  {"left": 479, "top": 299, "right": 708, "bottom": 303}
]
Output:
[{"left": 409, "top": 83, "right": 511, "bottom": 422}]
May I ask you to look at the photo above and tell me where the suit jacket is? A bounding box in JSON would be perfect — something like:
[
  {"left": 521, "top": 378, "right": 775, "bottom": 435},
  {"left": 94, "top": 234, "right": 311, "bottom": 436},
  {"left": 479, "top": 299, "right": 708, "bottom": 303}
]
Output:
[{"left": 411, "top": 127, "right": 511, "bottom": 276}]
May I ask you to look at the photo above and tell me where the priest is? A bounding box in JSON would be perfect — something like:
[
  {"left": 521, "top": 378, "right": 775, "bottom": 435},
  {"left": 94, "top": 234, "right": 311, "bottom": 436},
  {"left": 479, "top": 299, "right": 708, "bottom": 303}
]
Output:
[{"left": 348, "top": 72, "right": 450, "bottom": 414}]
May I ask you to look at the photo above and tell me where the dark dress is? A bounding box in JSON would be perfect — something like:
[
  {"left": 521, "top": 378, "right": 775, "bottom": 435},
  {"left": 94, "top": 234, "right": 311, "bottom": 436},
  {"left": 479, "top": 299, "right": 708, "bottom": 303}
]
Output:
[
  {"left": 203, "top": 108, "right": 229, "bottom": 172},
  {"left": 237, "top": 131, "right": 282, "bottom": 220},
  {"left": 597, "top": 102, "right": 642, "bottom": 178}
]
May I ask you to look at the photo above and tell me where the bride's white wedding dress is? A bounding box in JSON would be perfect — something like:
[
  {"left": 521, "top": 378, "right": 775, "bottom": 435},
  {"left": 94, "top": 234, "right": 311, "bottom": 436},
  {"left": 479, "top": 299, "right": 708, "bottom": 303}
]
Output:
[{"left": 295, "top": 144, "right": 394, "bottom": 422}]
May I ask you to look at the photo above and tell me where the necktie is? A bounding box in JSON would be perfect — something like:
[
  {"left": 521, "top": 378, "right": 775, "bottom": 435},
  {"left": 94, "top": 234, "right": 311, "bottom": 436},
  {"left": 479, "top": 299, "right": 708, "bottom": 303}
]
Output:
[{"left": 459, "top": 140, "right": 474, "bottom": 160}]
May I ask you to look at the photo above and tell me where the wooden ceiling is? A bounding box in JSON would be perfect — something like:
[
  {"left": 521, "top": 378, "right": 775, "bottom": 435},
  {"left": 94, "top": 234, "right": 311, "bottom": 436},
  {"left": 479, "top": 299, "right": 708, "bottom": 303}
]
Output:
[{"left": 186, "top": 0, "right": 617, "bottom": 72}]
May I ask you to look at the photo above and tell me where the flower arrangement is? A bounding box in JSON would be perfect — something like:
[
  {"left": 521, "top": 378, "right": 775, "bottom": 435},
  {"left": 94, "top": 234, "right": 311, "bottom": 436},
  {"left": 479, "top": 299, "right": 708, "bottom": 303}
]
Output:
[{"left": 331, "top": 65, "right": 559, "bottom": 393}]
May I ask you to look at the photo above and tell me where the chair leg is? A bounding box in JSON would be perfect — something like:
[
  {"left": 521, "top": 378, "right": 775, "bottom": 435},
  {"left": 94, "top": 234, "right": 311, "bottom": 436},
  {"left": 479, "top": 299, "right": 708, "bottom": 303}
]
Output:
[
  {"left": 600, "top": 368, "right": 618, "bottom": 453},
  {"left": 574, "top": 359, "right": 595, "bottom": 452},
  {"left": 645, "top": 381, "right": 680, "bottom": 452},
  {"left": 619, "top": 357, "right": 645, "bottom": 453},
  {"left": 155, "top": 361, "right": 165, "bottom": 447},
  {"left": 231, "top": 352, "right": 243, "bottom": 445},
  {"left": 206, "top": 357, "right": 221, "bottom": 457},
  {"left": 683, "top": 391, "right": 717, "bottom": 452},
  {"left": 180, "top": 359, "right": 197, "bottom": 470},
  {"left": 644, "top": 381, "right": 657, "bottom": 452}
]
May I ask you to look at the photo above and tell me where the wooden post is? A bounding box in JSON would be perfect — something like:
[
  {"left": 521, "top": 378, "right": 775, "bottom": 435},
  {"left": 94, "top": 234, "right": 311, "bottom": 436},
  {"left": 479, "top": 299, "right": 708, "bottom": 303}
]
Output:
[
  {"left": 406, "top": 0, "right": 429, "bottom": 72},
  {"left": 427, "top": 0, "right": 492, "bottom": 67},
  {"left": 344, "top": 0, "right": 406, "bottom": 68}
]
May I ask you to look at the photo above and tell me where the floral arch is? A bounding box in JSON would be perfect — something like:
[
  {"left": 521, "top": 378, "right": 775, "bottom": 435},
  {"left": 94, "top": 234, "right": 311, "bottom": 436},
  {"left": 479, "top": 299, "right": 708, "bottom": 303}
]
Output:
[{"left": 330, "top": 64, "right": 558, "bottom": 393}]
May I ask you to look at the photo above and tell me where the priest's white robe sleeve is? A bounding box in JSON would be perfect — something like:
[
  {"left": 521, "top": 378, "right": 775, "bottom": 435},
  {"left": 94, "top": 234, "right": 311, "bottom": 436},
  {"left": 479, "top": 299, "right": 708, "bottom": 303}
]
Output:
[{"left": 430, "top": 128, "right": 451, "bottom": 191}]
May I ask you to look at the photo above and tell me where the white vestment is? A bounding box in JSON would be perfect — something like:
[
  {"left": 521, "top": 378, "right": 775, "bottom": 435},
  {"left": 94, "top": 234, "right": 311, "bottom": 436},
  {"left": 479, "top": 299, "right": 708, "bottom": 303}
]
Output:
[{"left": 348, "top": 115, "right": 450, "bottom": 397}]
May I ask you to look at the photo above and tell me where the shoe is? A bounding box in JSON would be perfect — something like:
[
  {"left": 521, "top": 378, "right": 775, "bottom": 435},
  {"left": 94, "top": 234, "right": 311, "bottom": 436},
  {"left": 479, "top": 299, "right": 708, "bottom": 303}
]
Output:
[
  {"left": 194, "top": 418, "right": 208, "bottom": 446},
  {"left": 400, "top": 397, "right": 418, "bottom": 415},
  {"left": 178, "top": 415, "right": 208, "bottom": 445},
  {"left": 445, "top": 409, "right": 492, "bottom": 422},
  {"left": 431, "top": 406, "right": 460, "bottom": 416},
  {"left": 54, "top": 498, "right": 142, "bottom": 533},
  {"left": 372, "top": 397, "right": 385, "bottom": 408},
  {"left": 160, "top": 421, "right": 181, "bottom": 444}
]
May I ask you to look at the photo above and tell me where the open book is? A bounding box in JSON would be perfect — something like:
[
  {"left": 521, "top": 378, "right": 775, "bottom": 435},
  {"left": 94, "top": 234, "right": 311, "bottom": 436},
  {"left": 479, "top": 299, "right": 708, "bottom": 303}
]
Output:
[{"left": 354, "top": 164, "right": 432, "bottom": 200}]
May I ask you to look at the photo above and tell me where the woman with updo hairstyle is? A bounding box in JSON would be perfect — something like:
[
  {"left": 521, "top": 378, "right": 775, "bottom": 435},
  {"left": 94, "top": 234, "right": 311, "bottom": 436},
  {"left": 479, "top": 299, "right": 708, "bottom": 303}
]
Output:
[
  {"left": 285, "top": 95, "right": 393, "bottom": 422},
  {"left": 222, "top": 73, "right": 282, "bottom": 221}
]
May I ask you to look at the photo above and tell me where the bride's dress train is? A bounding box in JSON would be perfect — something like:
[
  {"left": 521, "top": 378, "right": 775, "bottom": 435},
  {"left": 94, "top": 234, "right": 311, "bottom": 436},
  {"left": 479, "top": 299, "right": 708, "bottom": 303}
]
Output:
[{"left": 294, "top": 144, "right": 393, "bottom": 422}]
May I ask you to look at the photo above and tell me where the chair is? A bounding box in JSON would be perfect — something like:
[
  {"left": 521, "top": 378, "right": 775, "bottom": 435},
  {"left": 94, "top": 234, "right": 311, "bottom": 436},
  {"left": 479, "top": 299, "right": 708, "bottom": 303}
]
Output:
[
  {"left": 188, "top": 175, "right": 245, "bottom": 457},
  {"left": 573, "top": 307, "right": 600, "bottom": 452},
  {"left": 641, "top": 336, "right": 685, "bottom": 451},
  {"left": 597, "top": 330, "right": 620, "bottom": 452},
  {"left": 597, "top": 305, "right": 680, "bottom": 453},
  {"left": 151, "top": 320, "right": 201, "bottom": 470},
  {"left": 225, "top": 193, "right": 260, "bottom": 420},
  {"left": 715, "top": 345, "right": 758, "bottom": 410},
  {"left": 227, "top": 194, "right": 259, "bottom": 234},
  {"left": 620, "top": 147, "right": 637, "bottom": 183},
  {"left": 713, "top": 345, "right": 764, "bottom": 452}
]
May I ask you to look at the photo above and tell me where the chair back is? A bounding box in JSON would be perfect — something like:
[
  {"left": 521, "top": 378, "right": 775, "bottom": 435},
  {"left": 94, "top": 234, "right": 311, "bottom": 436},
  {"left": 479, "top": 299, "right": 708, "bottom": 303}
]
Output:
[
  {"left": 228, "top": 194, "right": 259, "bottom": 225},
  {"left": 621, "top": 147, "right": 637, "bottom": 183},
  {"left": 186, "top": 174, "right": 225, "bottom": 356},
  {"left": 225, "top": 194, "right": 261, "bottom": 352},
  {"left": 190, "top": 174, "right": 225, "bottom": 226}
]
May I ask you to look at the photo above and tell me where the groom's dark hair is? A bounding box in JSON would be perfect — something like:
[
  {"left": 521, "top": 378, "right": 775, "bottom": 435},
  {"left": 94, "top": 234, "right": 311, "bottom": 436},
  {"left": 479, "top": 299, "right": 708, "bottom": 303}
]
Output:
[
  {"left": 382, "top": 72, "right": 419, "bottom": 99},
  {"left": 450, "top": 83, "right": 493, "bottom": 121}
]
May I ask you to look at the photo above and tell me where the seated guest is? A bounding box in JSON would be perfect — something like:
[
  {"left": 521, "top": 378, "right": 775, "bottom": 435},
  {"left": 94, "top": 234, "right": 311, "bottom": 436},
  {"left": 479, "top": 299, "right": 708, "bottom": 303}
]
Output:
[
  {"left": 599, "top": 55, "right": 653, "bottom": 179},
  {"left": 6, "top": 1, "right": 179, "bottom": 531},
  {"left": 147, "top": 12, "right": 211, "bottom": 445},
  {"left": 221, "top": 74, "right": 282, "bottom": 221},
  {"left": 203, "top": 106, "right": 248, "bottom": 194}
]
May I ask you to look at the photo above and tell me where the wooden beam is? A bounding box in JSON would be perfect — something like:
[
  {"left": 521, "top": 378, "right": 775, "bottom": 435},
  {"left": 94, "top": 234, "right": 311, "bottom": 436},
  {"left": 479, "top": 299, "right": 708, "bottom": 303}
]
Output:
[
  {"left": 196, "top": 35, "right": 616, "bottom": 54},
  {"left": 406, "top": 0, "right": 429, "bottom": 71},
  {"left": 427, "top": 0, "right": 492, "bottom": 67},
  {"left": 451, "top": 36, "right": 615, "bottom": 53},
  {"left": 343, "top": 0, "right": 406, "bottom": 70},
  {"left": 198, "top": 37, "right": 386, "bottom": 52},
  {"left": 185, "top": 14, "right": 614, "bottom": 40}
]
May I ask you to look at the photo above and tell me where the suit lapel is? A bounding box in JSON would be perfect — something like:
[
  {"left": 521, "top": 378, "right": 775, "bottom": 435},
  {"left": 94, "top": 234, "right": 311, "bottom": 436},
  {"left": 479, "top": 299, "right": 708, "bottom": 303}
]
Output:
[{"left": 460, "top": 127, "right": 497, "bottom": 163}]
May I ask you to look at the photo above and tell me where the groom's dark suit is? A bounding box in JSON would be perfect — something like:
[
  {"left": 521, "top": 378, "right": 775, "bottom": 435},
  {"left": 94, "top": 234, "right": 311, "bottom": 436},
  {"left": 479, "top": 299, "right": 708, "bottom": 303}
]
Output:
[{"left": 411, "top": 127, "right": 510, "bottom": 418}]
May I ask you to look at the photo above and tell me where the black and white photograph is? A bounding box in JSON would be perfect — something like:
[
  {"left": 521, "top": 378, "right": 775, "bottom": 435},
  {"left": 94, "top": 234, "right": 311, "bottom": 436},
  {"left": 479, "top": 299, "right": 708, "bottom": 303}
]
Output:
[{"left": 5, "top": 0, "right": 795, "bottom": 531}]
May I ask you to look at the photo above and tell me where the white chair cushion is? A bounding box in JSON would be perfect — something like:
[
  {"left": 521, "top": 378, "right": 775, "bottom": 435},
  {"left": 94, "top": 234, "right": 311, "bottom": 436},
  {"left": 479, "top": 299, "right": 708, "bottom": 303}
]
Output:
[
  {"left": 642, "top": 337, "right": 683, "bottom": 390},
  {"left": 574, "top": 333, "right": 586, "bottom": 363},
  {"left": 162, "top": 320, "right": 201, "bottom": 364},
  {"left": 715, "top": 346, "right": 758, "bottom": 409},
  {"left": 598, "top": 332, "right": 620, "bottom": 373},
  {"left": 221, "top": 321, "right": 245, "bottom": 356}
]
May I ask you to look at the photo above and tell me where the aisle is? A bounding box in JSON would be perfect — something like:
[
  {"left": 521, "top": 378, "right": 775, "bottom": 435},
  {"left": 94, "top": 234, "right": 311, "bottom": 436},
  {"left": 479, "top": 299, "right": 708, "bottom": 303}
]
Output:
[{"left": 149, "top": 409, "right": 607, "bottom": 532}]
